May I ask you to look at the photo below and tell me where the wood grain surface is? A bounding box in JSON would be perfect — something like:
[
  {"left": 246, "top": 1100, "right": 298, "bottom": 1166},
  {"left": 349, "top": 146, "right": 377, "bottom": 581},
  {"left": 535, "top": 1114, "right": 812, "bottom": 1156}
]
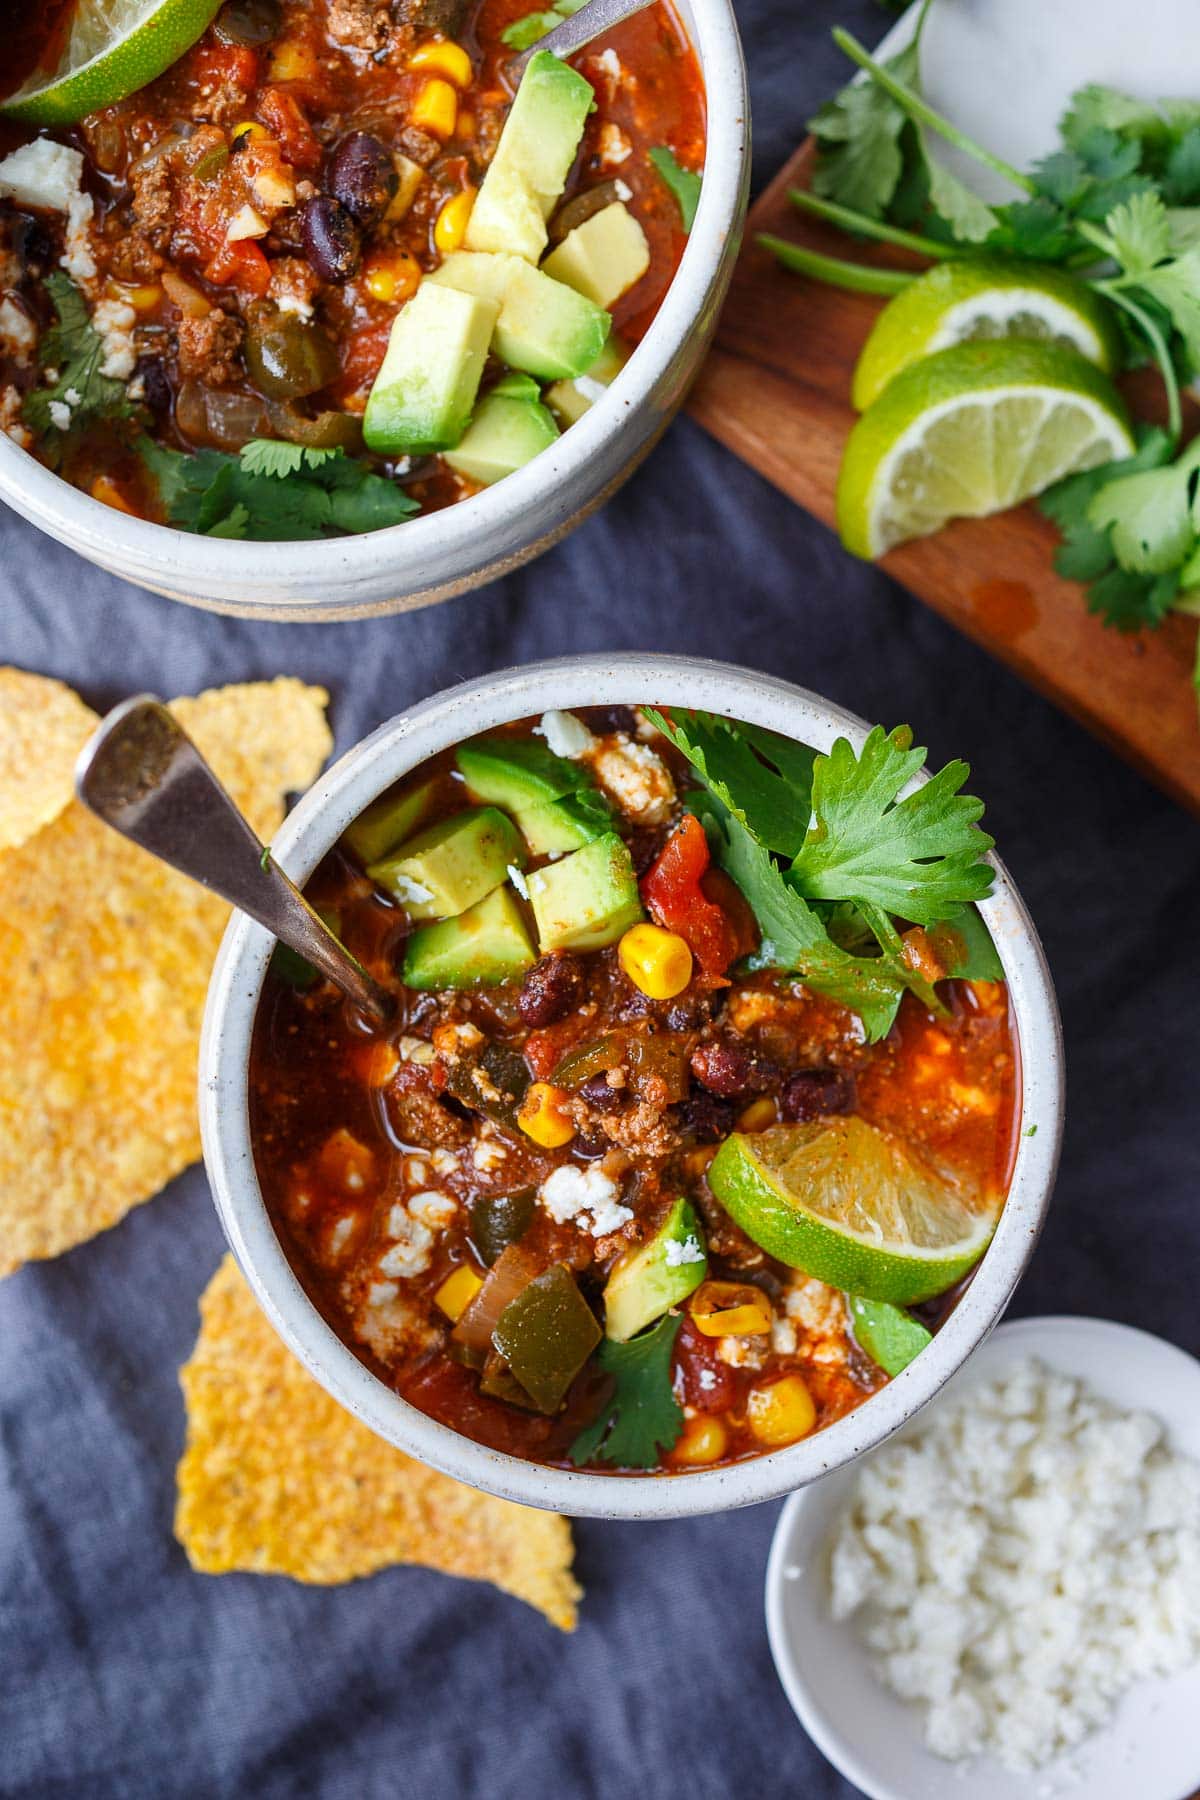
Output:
[{"left": 688, "top": 143, "right": 1200, "bottom": 814}]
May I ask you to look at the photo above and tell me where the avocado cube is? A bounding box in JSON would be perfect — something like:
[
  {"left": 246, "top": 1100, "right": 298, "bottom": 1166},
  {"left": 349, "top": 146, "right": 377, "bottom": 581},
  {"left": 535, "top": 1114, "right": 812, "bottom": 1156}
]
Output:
[
  {"left": 432, "top": 252, "right": 611, "bottom": 382},
  {"left": 343, "top": 778, "right": 438, "bottom": 867},
  {"left": 403, "top": 884, "right": 536, "bottom": 990},
  {"left": 363, "top": 282, "right": 498, "bottom": 455},
  {"left": 464, "top": 52, "right": 595, "bottom": 264},
  {"left": 526, "top": 832, "right": 643, "bottom": 953},
  {"left": 456, "top": 734, "right": 589, "bottom": 811},
  {"left": 369, "top": 807, "right": 524, "bottom": 920},
  {"left": 546, "top": 335, "right": 629, "bottom": 426},
  {"left": 516, "top": 789, "right": 612, "bottom": 856},
  {"left": 443, "top": 390, "right": 559, "bottom": 487},
  {"left": 541, "top": 202, "right": 651, "bottom": 309},
  {"left": 603, "top": 1198, "right": 708, "bottom": 1342}
]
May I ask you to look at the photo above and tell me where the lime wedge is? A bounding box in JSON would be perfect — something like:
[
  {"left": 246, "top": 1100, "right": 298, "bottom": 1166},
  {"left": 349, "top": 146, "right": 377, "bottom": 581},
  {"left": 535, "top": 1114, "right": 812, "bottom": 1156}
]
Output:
[
  {"left": 848, "top": 1295, "right": 932, "bottom": 1376},
  {"left": 836, "top": 339, "right": 1134, "bottom": 560},
  {"left": 852, "top": 258, "right": 1123, "bottom": 411},
  {"left": 1, "top": 0, "right": 223, "bottom": 127},
  {"left": 707, "top": 1117, "right": 997, "bottom": 1305}
]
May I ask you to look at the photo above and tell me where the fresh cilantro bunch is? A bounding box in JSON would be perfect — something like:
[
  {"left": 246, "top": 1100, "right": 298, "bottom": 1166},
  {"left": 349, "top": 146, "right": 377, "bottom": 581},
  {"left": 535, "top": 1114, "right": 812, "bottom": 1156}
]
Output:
[
  {"left": 569, "top": 1313, "right": 684, "bottom": 1468},
  {"left": 645, "top": 709, "right": 998, "bottom": 1042},
  {"left": 23, "top": 275, "right": 139, "bottom": 464},
  {"left": 138, "top": 438, "right": 419, "bottom": 540}
]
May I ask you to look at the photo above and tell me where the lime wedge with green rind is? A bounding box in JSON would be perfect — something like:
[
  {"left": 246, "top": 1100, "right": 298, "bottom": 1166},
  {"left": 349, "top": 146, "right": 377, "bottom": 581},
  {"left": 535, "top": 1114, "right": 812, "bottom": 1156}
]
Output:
[
  {"left": 852, "top": 258, "right": 1123, "bottom": 411},
  {"left": 1, "top": 0, "right": 223, "bottom": 127},
  {"left": 836, "top": 338, "right": 1135, "bottom": 561},
  {"left": 707, "top": 1117, "right": 997, "bottom": 1306},
  {"left": 848, "top": 1295, "right": 933, "bottom": 1376}
]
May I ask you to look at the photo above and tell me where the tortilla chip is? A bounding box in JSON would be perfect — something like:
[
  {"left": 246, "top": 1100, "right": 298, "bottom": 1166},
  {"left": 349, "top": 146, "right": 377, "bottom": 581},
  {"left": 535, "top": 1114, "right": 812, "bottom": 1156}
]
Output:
[
  {"left": 176, "top": 1256, "right": 580, "bottom": 1631},
  {"left": 0, "top": 667, "right": 99, "bottom": 852},
  {"left": 0, "top": 679, "right": 331, "bottom": 1277}
]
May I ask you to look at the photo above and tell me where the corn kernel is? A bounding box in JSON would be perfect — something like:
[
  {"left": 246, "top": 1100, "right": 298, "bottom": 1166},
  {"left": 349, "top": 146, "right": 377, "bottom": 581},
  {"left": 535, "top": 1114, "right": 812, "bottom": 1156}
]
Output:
[
  {"left": 689, "top": 1279, "right": 773, "bottom": 1338},
  {"left": 363, "top": 249, "right": 423, "bottom": 305},
  {"left": 268, "top": 42, "right": 320, "bottom": 83},
  {"left": 90, "top": 475, "right": 137, "bottom": 516},
  {"left": 434, "top": 185, "right": 476, "bottom": 253},
  {"left": 669, "top": 1414, "right": 728, "bottom": 1466},
  {"left": 618, "top": 922, "right": 693, "bottom": 1000},
  {"left": 113, "top": 281, "right": 162, "bottom": 314},
  {"left": 356, "top": 1040, "right": 400, "bottom": 1087},
  {"left": 231, "top": 119, "right": 271, "bottom": 147},
  {"left": 435, "top": 1264, "right": 484, "bottom": 1322},
  {"left": 409, "top": 40, "right": 474, "bottom": 87},
  {"left": 747, "top": 1374, "right": 816, "bottom": 1446},
  {"left": 387, "top": 153, "right": 426, "bottom": 220},
  {"left": 737, "top": 1096, "right": 776, "bottom": 1132},
  {"left": 518, "top": 1081, "right": 576, "bottom": 1148},
  {"left": 412, "top": 77, "right": 458, "bottom": 139}
]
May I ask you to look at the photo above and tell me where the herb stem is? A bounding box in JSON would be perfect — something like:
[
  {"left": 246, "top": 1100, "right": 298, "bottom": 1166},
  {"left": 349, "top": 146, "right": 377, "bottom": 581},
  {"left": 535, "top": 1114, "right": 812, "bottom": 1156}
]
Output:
[
  {"left": 758, "top": 234, "right": 914, "bottom": 295},
  {"left": 788, "top": 187, "right": 958, "bottom": 258},
  {"left": 831, "top": 27, "right": 1036, "bottom": 197},
  {"left": 1098, "top": 284, "right": 1182, "bottom": 444}
]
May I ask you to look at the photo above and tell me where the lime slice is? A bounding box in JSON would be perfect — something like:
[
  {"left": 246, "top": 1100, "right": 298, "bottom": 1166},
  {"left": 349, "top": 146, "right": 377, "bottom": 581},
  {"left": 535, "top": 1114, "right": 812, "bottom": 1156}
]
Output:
[
  {"left": 1, "top": 0, "right": 223, "bottom": 127},
  {"left": 848, "top": 1295, "right": 932, "bottom": 1376},
  {"left": 707, "top": 1117, "right": 997, "bottom": 1305},
  {"left": 836, "top": 339, "right": 1134, "bottom": 560},
  {"left": 852, "top": 258, "right": 1123, "bottom": 411}
]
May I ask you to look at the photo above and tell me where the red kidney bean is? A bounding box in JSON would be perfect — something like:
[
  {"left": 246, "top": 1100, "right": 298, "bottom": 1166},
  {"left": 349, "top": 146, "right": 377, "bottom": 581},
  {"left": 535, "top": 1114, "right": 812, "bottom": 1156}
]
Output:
[
  {"left": 326, "top": 132, "right": 399, "bottom": 227},
  {"left": 690, "top": 1037, "right": 781, "bottom": 1099},
  {"left": 780, "top": 1068, "right": 855, "bottom": 1122},
  {"left": 517, "top": 954, "right": 585, "bottom": 1028},
  {"left": 300, "top": 196, "right": 361, "bottom": 282}
]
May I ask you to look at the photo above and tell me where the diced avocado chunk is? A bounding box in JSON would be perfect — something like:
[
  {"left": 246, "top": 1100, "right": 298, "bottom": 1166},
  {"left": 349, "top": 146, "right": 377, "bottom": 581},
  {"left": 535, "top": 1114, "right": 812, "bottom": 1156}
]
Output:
[
  {"left": 491, "top": 370, "right": 543, "bottom": 402},
  {"left": 343, "top": 778, "right": 438, "bottom": 867},
  {"left": 369, "top": 807, "right": 524, "bottom": 920},
  {"left": 604, "top": 1198, "right": 707, "bottom": 1342},
  {"left": 526, "top": 832, "right": 643, "bottom": 952},
  {"left": 443, "top": 389, "right": 559, "bottom": 486},
  {"left": 363, "top": 282, "right": 498, "bottom": 454},
  {"left": 848, "top": 1296, "right": 933, "bottom": 1376},
  {"left": 464, "top": 51, "right": 595, "bottom": 263},
  {"left": 517, "top": 788, "right": 613, "bottom": 855},
  {"left": 456, "top": 734, "right": 590, "bottom": 810},
  {"left": 546, "top": 334, "right": 629, "bottom": 425},
  {"left": 403, "top": 883, "right": 536, "bottom": 989},
  {"left": 432, "top": 251, "right": 610, "bottom": 381},
  {"left": 541, "top": 201, "right": 651, "bottom": 308}
]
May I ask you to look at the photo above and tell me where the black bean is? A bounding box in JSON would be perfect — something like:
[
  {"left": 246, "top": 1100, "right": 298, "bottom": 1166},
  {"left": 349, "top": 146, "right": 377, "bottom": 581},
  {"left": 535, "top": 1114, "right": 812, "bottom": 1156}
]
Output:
[
  {"left": 12, "top": 212, "right": 54, "bottom": 279},
  {"left": 214, "top": 0, "right": 281, "bottom": 45},
  {"left": 673, "top": 1091, "right": 735, "bottom": 1144},
  {"left": 780, "top": 1068, "right": 855, "bottom": 1123},
  {"left": 517, "top": 953, "right": 585, "bottom": 1028},
  {"left": 327, "top": 132, "right": 399, "bottom": 228},
  {"left": 579, "top": 1073, "right": 625, "bottom": 1111},
  {"left": 135, "top": 354, "right": 172, "bottom": 416},
  {"left": 300, "top": 196, "right": 361, "bottom": 283},
  {"left": 690, "top": 1038, "right": 781, "bottom": 1099}
]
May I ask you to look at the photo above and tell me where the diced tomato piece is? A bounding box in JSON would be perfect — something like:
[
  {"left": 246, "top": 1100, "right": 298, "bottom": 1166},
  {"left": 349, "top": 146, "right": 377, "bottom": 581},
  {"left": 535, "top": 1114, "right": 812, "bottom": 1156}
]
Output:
[
  {"left": 641, "top": 813, "right": 743, "bottom": 982},
  {"left": 189, "top": 43, "right": 259, "bottom": 90},
  {"left": 403, "top": 1357, "right": 554, "bottom": 1456},
  {"left": 674, "top": 1319, "right": 739, "bottom": 1413},
  {"left": 204, "top": 237, "right": 272, "bottom": 296},
  {"left": 256, "top": 86, "right": 322, "bottom": 172}
]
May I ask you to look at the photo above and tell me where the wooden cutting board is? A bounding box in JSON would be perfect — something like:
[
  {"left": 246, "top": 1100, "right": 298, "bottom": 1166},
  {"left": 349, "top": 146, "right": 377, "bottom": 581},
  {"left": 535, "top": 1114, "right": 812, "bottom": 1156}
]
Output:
[{"left": 687, "top": 144, "right": 1200, "bottom": 816}]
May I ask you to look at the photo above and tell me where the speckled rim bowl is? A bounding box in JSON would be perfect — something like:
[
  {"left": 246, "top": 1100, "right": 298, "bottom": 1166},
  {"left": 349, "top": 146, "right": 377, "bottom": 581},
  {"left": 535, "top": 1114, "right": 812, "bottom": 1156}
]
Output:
[
  {"left": 0, "top": 3, "right": 748, "bottom": 622},
  {"left": 199, "top": 654, "right": 1064, "bottom": 1520}
]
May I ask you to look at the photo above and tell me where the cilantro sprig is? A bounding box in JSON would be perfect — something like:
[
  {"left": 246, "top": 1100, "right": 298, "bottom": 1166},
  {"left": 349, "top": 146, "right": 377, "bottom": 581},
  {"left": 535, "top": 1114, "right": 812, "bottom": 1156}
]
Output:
[
  {"left": 647, "top": 709, "right": 995, "bottom": 1040},
  {"left": 569, "top": 1313, "right": 684, "bottom": 1469},
  {"left": 23, "top": 274, "right": 139, "bottom": 464},
  {"left": 500, "top": 0, "right": 587, "bottom": 50},
  {"left": 649, "top": 146, "right": 702, "bottom": 233},
  {"left": 138, "top": 438, "right": 419, "bottom": 540}
]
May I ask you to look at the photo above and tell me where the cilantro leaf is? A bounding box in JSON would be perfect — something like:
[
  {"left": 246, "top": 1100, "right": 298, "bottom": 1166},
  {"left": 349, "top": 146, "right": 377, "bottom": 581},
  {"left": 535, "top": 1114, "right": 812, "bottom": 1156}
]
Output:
[
  {"left": 1134, "top": 246, "right": 1200, "bottom": 366},
  {"left": 138, "top": 438, "right": 419, "bottom": 539},
  {"left": 1163, "top": 127, "right": 1200, "bottom": 203},
  {"left": 922, "top": 144, "right": 997, "bottom": 243},
  {"left": 1060, "top": 85, "right": 1170, "bottom": 156},
  {"left": 1106, "top": 189, "right": 1172, "bottom": 275},
  {"left": 568, "top": 1314, "right": 683, "bottom": 1469},
  {"left": 1087, "top": 564, "right": 1180, "bottom": 630},
  {"left": 935, "top": 907, "right": 1004, "bottom": 982},
  {"left": 644, "top": 707, "right": 814, "bottom": 856},
  {"left": 1086, "top": 438, "right": 1200, "bottom": 573},
  {"left": 809, "top": 35, "right": 923, "bottom": 219},
  {"left": 648, "top": 146, "right": 702, "bottom": 233},
  {"left": 501, "top": 9, "right": 562, "bottom": 48},
  {"left": 788, "top": 726, "right": 994, "bottom": 926},
  {"left": 239, "top": 439, "right": 342, "bottom": 478},
  {"left": 23, "top": 274, "right": 138, "bottom": 462}
]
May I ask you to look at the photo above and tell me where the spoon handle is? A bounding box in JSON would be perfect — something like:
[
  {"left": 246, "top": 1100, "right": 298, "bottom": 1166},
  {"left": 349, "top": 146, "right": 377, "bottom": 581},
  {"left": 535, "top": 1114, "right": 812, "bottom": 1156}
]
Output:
[
  {"left": 507, "top": 0, "right": 655, "bottom": 78},
  {"left": 74, "top": 696, "right": 393, "bottom": 1024}
]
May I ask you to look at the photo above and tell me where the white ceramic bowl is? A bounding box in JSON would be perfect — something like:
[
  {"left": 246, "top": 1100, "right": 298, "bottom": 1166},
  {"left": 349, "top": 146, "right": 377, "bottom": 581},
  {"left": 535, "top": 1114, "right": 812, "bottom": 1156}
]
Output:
[
  {"left": 0, "top": 5, "right": 748, "bottom": 620},
  {"left": 765, "top": 1316, "right": 1200, "bottom": 1800},
  {"left": 199, "top": 653, "right": 1064, "bottom": 1519}
]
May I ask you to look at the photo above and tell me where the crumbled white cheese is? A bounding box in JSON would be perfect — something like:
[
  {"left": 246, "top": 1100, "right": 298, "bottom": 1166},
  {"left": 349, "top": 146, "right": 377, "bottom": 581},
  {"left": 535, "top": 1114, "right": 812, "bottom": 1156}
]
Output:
[
  {"left": 534, "top": 709, "right": 596, "bottom": 759},
  {"left": 829, "top": 1357, "right": 1200, "bottom": 1772},
  {"left": 367, "top": 1279, "right": 399, "bottom": 1306},
  {"left": 430, "top": 1147, "right": 458, "bottom": 1176},
  {"left": 48, "top": 400, "right": 72, "bottom": 432},
  {"left": 595, "top": 47, "right": 622, "bottom": 83},
  {"left": 378, "top": 1223, "right": 433, "bottom": 1278},
  {"left": 614, "top": 178, "right": 633, "bottom": 204},
  {"left": 0, "top": 297, "right": 36, "bottom": 359},
  {"left": 91, "top": 297, "right": 138, "bottom": 379},
  {"left": 388, "top": 873, "right": 434, "bottom": 905},
  {"left": 770, "top": 1316, "right": 798, "bottom": 1356},
  {"left": 598, "top": 122, "right": 632, "bottom": 167},
  {"left": 587, "top": 734, "right": 676, "bottom": 824},
  {"left": 0, "top": 383, "right": 31, "bottom": 448},
  {"left": 275, "top": 292, "right": 315, "bottom": 319},
  {"left": 538, "top": 1162, "right": 632, "bottom": 1236},
  {"left": 665, "top": 1234, "right": 705, "bottom": 1267},
  {"left": 397, "top": 1034, "right": 436, "bottom": 1065},
  {"left": 403, "top": 1155, "right": 429, "bottom": 1186},
  {"left": 355, "top": 1289, "right": 440, "bottom": 1361},
  {"left": 507, "top": 863, "right": 530, "bottom": 900},
  {"left": 408, "top": 1189, "right": 456, "bottom": 1228},
  {"left": 327, "top": 1214, "right": 357, "bottom": 1258},
  {"left": 717, "top": 1334, "right": 766, "bottom": 1368},
  {"left": 472, "top": 1135, "right": 508, "bottom": 1173},
  {"left": 0, "top": 140, "right": 85, "bottom": 212},
  {"left": 61, "top": 188, "right": 97, "bottom": 284}
]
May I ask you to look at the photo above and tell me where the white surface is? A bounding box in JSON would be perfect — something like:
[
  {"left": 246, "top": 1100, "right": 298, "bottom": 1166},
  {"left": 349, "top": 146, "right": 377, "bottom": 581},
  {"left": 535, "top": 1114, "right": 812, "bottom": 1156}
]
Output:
[
  {"left": 199, "top": 654, "right": 1063, "bottom": 1520},
  {"left": 766, "top": 1316, "right": 1200, "bottom": 1800}
]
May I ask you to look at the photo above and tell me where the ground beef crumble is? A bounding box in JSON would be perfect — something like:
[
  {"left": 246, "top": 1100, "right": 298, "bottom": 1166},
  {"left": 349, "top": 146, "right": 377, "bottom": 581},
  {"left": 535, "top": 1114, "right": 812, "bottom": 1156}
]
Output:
[{"left": 175, "top": 307, "right": 244, "bottom": 384}]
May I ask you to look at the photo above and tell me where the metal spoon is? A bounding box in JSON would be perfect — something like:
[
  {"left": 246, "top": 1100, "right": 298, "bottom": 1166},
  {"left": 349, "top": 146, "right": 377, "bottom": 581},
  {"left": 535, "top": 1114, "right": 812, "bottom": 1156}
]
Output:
[
  {"left": 74, "top": 696, "right": 394, "bottom": 1025},
  {"left": 506, "top": 0, "right": 654, "bottom": 83}
]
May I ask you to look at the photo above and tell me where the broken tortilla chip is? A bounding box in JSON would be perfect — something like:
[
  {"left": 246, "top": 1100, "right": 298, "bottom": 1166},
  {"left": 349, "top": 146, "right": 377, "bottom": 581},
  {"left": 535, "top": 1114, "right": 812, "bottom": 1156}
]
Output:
[
  {"left": 0, "top": 667, "right": 99, "bottom": 852},
  {"left": 176, "top": 1256, "right": 581, "bottom": 1630},
  {"left": 0, "top": 678, "right": 331, "bottom": 1277}
]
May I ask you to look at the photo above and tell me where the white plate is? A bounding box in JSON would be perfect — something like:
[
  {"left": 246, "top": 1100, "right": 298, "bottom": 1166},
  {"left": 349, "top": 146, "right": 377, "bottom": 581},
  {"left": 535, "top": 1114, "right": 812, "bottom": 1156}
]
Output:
[{"left": 765, "top": 1316, "right": 1200, "bottom": 1800}]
